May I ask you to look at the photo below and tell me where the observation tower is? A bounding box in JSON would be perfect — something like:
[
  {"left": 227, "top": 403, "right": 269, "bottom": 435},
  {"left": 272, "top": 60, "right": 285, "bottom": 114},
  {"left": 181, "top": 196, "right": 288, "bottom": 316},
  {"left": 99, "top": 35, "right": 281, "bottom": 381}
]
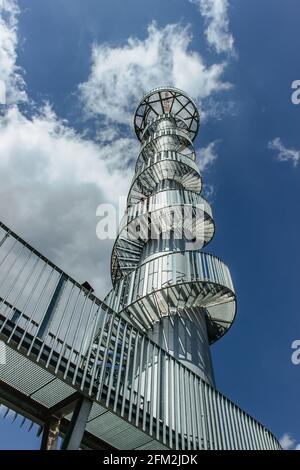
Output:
[{"left": 107, "top": 86, "right": 236, "bottom": 386}]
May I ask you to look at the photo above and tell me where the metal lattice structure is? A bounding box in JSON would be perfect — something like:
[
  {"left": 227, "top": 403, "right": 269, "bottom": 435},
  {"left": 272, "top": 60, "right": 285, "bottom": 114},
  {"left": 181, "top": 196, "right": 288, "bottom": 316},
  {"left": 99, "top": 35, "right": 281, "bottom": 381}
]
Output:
[{"left": 0, "top": 87, "right": 281, "bottom": 450}]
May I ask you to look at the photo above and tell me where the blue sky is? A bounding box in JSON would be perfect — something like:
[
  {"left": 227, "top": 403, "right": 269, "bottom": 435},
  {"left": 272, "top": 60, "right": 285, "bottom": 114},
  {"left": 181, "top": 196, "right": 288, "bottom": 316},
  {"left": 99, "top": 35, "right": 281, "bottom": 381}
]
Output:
[{"left": 0, "top": 0, "right": 299, "bottom": 450}]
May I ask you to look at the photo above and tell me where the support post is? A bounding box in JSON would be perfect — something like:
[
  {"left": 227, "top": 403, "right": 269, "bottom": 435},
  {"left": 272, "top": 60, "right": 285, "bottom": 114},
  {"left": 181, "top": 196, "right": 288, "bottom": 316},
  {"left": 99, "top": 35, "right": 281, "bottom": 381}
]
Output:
[
  {"left": 37, "top": 273, "right": 67, "bottom": 339},
  {"left": 61, "top": 397, "right": 92, "bottom": 450}
]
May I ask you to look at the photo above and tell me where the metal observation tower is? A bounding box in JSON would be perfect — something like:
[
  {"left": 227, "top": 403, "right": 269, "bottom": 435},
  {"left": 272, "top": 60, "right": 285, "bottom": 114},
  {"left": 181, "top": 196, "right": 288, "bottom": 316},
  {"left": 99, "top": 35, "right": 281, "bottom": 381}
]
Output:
[
  {"left": 0, "top": 87, "right": 280, "bottom": 450},
  {"left": 109, "top": 87, "right": 235, "bottom": 387}
]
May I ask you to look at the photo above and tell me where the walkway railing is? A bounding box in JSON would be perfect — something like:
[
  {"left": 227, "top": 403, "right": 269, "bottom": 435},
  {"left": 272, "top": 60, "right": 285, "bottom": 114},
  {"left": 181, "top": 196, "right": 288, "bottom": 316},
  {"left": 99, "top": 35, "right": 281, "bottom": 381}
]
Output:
[{"left": 0, "top": 221, "right": 280, "bottom": 450}]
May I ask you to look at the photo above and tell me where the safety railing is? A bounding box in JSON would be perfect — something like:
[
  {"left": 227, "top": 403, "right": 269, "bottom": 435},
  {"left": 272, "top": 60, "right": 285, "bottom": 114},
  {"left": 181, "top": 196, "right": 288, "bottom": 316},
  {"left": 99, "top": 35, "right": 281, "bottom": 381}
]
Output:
[{"left": 0, "top": 221, "right": 280, "bottom": 450}]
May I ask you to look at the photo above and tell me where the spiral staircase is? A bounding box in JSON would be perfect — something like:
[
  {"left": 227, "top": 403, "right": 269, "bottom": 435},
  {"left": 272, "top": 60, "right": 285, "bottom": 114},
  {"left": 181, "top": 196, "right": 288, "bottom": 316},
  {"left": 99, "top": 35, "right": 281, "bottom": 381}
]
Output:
[{"left": 106, "top": 87, "right": 236, "bottom": 384}]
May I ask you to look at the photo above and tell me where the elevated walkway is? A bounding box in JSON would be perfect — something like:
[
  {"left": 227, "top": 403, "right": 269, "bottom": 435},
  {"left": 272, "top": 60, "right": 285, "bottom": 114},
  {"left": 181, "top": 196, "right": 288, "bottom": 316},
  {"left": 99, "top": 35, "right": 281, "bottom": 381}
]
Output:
[{"left": 0, "top": 221, "right": 280, "bottom": 450}]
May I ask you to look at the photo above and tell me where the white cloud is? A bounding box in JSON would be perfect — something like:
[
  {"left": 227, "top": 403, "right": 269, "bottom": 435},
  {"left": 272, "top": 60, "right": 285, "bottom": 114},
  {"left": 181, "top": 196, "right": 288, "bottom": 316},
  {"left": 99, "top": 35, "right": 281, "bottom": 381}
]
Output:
[
  {"left": 203, "top": 96, "right": 238, "bottom": 121},
  {"left": 190, "top": 0, "right": 235, "bottom": 55},
  {"left": 196, "top": 141, "right": 219, "bottom": 200},
  {"left": 197, "top": 140, "right": 219, "bottom": 171},
  {"left": 0, "top": 79, "right": 6, "bottom": 104},
  {"left": 202, "top": 183, "right": 215, "bottom": 203},
  {"left": 280, "top": 433, "right": 295, "bottom": 450},
  {"left": 0, "top": 2, "right": 226, "bottom": 301},
  {"left": 0, "top": 0, "right": 26, "bottom": 104},
  {"left": 280, "top": 433, "right": 300, "bottom": 450},
  {"left": 0, "top": 104, "right": 134, "bottom": 297},
  {"left": 268, "top": 137, "right": 300, "bottom": 167},
  {"left": 79, "top": 22, "right": 231, "bottom": 125},
  {"left": 0, "top": 0, "right": 135, "bottom": 298}
]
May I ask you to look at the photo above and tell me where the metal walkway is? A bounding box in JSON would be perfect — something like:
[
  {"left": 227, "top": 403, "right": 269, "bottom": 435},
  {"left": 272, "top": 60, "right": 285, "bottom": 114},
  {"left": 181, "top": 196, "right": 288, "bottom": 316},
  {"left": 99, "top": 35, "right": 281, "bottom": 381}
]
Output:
[{"left": 0, "top": 221, "right": 280, "bottom": 450}]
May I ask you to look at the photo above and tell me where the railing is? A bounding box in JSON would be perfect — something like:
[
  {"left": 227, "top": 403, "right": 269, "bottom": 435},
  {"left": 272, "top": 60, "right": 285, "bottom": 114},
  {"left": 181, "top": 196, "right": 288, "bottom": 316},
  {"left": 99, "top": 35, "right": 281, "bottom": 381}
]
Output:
[{"left": 0, "top": 221, "right": 280, "bottom": 450}]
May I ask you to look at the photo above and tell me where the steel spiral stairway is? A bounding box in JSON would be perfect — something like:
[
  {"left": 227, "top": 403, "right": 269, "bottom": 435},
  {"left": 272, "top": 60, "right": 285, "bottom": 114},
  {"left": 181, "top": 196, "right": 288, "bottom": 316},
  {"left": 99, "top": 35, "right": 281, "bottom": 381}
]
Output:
[{"left": 106, "top": 87, "right": 236, "bottom": 384}]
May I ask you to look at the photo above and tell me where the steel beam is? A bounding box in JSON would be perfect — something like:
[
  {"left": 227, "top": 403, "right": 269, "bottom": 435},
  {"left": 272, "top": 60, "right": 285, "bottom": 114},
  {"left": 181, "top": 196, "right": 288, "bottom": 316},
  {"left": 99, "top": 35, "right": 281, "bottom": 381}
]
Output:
[
  {"left": 37, "top": 274, "right": 68, "bottom": 339},
  {"left": 0, "top": 380, "right": 114, "bottom": 450},
  {"left": 61, "top": 396, "right": 93, "bottom": 450}
]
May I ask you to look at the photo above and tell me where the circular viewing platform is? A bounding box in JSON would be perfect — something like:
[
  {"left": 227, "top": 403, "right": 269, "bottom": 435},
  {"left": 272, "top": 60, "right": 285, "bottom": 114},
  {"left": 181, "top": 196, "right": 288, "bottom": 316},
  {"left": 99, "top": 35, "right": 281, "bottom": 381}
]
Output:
[{"left": 134, "top": 86, "right": 200, "bottom": 142}]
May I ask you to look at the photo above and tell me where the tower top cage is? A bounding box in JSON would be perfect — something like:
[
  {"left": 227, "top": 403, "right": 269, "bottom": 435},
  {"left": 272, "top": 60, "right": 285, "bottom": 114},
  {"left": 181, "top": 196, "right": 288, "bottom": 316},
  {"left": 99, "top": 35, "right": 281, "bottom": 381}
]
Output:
[{"left": 134, "top": 86, "right": 200, "bottom": 142}]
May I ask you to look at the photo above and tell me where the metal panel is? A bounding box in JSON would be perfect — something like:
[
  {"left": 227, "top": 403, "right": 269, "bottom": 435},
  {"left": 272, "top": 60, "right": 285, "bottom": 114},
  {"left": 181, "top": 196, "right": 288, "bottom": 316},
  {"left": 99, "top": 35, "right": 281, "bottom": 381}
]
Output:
[{"left": 31, "top": 378, "right": 75, "bottom": 408}]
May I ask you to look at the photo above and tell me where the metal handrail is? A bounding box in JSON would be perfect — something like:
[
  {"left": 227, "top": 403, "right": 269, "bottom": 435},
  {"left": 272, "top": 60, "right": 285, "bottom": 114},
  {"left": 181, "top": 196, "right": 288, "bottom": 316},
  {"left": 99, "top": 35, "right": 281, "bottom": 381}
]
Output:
[{"left": 0, "top": 221, "right": 280, "bottom": 450}]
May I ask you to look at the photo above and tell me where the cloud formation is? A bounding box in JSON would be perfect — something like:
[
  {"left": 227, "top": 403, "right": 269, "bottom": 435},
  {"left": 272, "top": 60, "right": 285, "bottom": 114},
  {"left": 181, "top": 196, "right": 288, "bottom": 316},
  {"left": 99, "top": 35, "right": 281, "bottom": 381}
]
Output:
[
  {"left": 197, "top": 140, "right": 219, "bottom": 171},
  {"left": 0, "top": 104, "right": 135, "bottom": 296},
  {"left": 190, "top": 0, "right": 235, "bottom": 55},
  {"left": 79, "top": 22, "right": 231, "bottom": 125},
  {"left": 0, "top": 1, "right": 227, "bottom": 298},
  {"left": 279, "top": 433, "right": 300, "bottom": 450},
  {"left": 0, "top": 1, "right": 135, "bottom": 296},
  {"left": 268, "top": 137, "right": 300, "bottom": 167},
  {"left": 0, "top": 0, "right": 26, "bottom": 104}
]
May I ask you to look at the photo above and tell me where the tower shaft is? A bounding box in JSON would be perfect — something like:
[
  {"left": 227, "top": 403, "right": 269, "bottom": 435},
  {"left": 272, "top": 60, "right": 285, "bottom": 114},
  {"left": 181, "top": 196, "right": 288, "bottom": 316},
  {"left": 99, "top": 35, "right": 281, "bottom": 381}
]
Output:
[{"left": 108, "top": 87, "right": 236, "bottom": 385}]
